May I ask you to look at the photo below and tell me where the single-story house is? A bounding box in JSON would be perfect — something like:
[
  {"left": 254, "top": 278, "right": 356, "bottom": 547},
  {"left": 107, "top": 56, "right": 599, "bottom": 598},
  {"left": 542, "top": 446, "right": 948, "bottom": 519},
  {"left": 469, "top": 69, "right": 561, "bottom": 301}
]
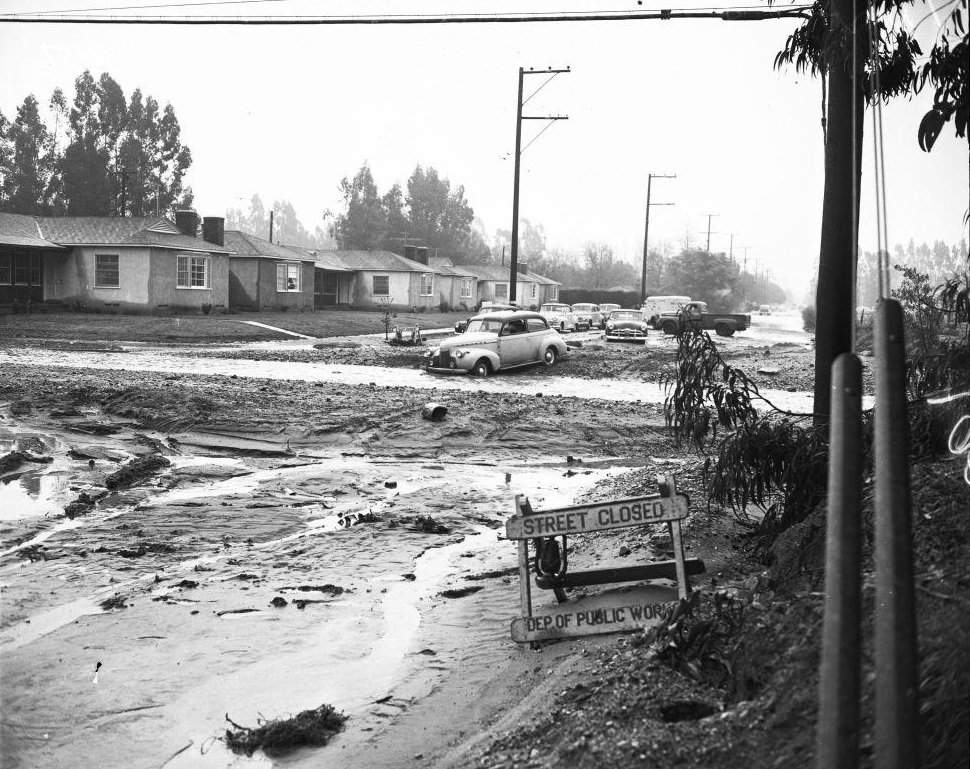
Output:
[
  {"left": 456, "top": 261, "right": 561, "bottom": 309},
  {"left": 0, "top": 211, "right": 234, "bottom": 312},
  {"left": 283, "top": 246, "right": 355, "bottom": 308},
  {"left": 328, "top": 250, "right": 441, "bottom": 311},
  {"left": 428, "top": 256, "right": 478, "bottom": 312},
  {"left": 222, "top": 230, "right": 315, "bottom": 311}
]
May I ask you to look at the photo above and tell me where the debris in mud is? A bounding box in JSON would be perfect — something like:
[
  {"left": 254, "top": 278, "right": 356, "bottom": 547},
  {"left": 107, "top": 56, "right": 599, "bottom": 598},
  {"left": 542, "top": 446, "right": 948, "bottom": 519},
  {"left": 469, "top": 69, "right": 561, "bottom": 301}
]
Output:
[
  {"left": 465, "top": 567, "right": 519, "bottom": 581},
  {"left": 384, "top": 480, "right": 398, "bottom": 488},
  {"left": 224, "top": 704, "right": 348, "bottom": 757},
  {"left": 0, "top": 450, "right": 53, "bottom": 474},
  {"left": 394, "top": 514, "right": 451, "bottom": 534},
  {"left": 280, "top": 584, "right": 347, "bottom": 595},
  {"left": 216, "top": 608, "right": 260, "bottom": 616},
  {"left": 64, "top": 490, "right": 108, "bottom": 519},
  {"left": 105, "top": 454, "right": 171, "bottom": 489},
  {"left": 293, "top": 599, "right": 328, "bottom": 609},
  {"left": 68, "top": 446, "right": 127, "bottom": 461},
  {"left": 115, "top": 542, "right": 177, "bottom": 558},
  {"left": 100, "top": 594, "right": 128, "bottom": 610},
  {"left": 18, "top": 544, "right": 48, "bottom": 562},
  {"left": 174, "top": 579, "right": 199, "bottom": 589},
  {"left": 439, "top": 585, "right": 485, "bottom": 599},
  {"left": 270, "top": 596, "right": 288, "bottom": 607},
  {"left": 70, "top": 420, "right": 123, "bottom": 435},
  {"left": 422, "top": 402, "right": 447, "bottom": 421},
  {"left": 16, "top": 436, "right": 48, "bottom": 454},
  {"left": 9, "top": 400, "right": 33, "bottom": 416},
  {"left": 49, "top": 406, "right": 83, "bottom": 417}
]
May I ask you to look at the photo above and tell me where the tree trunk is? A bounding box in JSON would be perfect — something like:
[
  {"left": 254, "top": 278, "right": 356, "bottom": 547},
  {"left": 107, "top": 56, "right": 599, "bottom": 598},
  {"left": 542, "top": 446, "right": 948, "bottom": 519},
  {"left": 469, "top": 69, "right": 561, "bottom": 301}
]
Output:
[{"left": 813, "top": 0, "right": 866, "bottom": 427}]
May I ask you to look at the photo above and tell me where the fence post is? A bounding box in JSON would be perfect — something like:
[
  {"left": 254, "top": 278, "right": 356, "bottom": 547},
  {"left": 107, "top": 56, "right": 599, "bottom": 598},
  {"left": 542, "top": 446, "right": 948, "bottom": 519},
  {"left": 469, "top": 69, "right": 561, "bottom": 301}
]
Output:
[
  {"left": 817, "top": 353, "right": 863, "bottom": 769},
  {"left": 874, "top": 299, "right": 920, "bottom": 769}
]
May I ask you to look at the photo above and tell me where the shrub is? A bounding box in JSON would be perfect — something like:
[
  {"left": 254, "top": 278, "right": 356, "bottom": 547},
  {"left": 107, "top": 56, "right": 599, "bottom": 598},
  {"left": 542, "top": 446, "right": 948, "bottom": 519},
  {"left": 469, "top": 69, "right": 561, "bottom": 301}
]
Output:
[
  {"left": 201, "top": 303, "right": 213, "bottom": 316},
  {"left": 801, "top": 304, "right": 816, "bottom": 331}
]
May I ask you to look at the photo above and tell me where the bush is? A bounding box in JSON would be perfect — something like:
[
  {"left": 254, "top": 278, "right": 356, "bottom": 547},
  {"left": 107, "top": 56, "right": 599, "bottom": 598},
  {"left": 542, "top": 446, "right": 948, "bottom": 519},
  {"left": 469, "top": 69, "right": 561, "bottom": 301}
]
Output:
[{"left": 801, "top": 305, "right": 816, "bottom": 332}]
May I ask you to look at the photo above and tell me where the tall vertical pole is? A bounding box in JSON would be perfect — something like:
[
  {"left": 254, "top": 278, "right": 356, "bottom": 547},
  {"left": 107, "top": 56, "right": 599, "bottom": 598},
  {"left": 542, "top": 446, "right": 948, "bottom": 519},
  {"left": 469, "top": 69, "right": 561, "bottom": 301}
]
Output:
[
  {"left": 509, "top": 66, "right": 525, "bottom": 303},
  {"left": 705, "top": 213, "right": 717, "bottom": 253},
  {"left": 817, "top": 352, "right": 863, "bottom": 769},
  {"left": 269, "top": 210, "right": 274, "bottom": 244},
  {"left": 874, "top": 299, "right": 919, "bottom": 769},
  {"left": 640, "top": 174, "right": 653, "bottom": 303}
]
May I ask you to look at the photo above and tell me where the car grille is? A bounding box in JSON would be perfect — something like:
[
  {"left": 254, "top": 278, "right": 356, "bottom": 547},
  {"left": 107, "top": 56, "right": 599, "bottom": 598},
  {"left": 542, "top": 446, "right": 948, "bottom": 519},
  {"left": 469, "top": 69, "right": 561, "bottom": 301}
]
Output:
[{"left": 429, "top": 350, "right": 452, "bottom": 368}]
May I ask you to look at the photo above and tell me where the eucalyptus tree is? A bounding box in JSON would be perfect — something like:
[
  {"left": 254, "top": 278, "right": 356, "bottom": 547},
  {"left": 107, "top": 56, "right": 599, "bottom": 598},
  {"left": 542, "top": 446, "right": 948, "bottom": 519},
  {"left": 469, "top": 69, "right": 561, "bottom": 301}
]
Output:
[
  {"left": 1, "top": 95, "right": 55, "bottom": 214},
  {"left": 774, "top": 0, "right": 968, "bottom": 421}
]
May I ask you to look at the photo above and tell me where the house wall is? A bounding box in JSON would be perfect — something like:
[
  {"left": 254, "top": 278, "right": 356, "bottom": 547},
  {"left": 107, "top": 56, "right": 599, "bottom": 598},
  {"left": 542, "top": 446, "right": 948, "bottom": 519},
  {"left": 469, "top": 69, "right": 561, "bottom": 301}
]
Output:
[
  {"left": 229, "top": 258, "right": 260, "bottom": 308},
  {"left": 257, "top": 260, "right": 314, "bottom": 311},
  {"left": 149, "top": 250, "right": 229, "bottom": 310},
  {"left": 437, "top": 275, "right": 476, "bottom": 312},
  {"left": 56, "top": 246, "right": 152, "bottom": 310},
  {"left": 352, "top": 270, "right": 424, "bottom": 310}
]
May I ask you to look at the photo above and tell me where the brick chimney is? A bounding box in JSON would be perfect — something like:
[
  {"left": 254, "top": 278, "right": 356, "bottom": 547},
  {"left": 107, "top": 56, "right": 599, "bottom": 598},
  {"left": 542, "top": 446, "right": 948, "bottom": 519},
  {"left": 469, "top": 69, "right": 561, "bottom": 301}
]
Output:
[
  {"left": 202, "top": 216, "right": 225, "bottom": 247},
  {"left": 518, "top": 261, "right": 529, "bottom": 275},
  {"left": 175, "top": 210, "right": 199, "bottom": 238}
]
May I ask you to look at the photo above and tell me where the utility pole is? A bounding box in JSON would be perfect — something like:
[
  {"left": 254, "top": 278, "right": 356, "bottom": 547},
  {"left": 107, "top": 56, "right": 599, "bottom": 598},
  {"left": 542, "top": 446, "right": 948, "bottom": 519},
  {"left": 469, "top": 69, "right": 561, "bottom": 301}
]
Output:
[
  {"left": 640, "top": 173, "right": 676, "bottom": 303},
  {"left": 510, "top": 65, "right": 569, "bottom": 302},
  {"left": 269, "top": 210, "right": 274, "bottom": 243},
  {"left": 705, "top": 213, "right": 718, "bottom": 254}
]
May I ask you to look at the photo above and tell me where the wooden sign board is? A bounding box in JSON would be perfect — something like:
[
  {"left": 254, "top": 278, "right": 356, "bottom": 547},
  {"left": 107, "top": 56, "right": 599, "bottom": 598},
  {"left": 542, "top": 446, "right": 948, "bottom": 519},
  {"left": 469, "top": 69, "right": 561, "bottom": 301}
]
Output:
[
  {"left": 505, "top": 492, "right": 689, "bottom": 540},
  {"left": 509, "top": 474, "right": 699, "bottom": 644},
  {"left": 510, "top": 585, "right": 678, "bottom": 643}
]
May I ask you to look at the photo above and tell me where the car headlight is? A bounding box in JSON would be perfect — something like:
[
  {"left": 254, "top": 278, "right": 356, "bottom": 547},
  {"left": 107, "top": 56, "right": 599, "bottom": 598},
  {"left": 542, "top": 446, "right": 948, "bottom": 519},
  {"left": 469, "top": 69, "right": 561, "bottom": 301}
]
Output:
[
  {"left": 606, "top": 323, "right": 615, "bottom": 331},
  {"left": 454, "top": 349, "right": 467, "bottom": 358}
]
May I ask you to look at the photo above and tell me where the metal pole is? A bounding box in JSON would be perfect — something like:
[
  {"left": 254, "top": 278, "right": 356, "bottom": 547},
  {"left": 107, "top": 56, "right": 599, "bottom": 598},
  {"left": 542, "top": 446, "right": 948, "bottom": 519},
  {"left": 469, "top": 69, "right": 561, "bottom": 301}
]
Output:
[
  {"left": 509, "top": 66, "right": 524, "bottom": 303},
  {"left": 817, "top": 352, "right": 863, "bottom": 769},
  {"left": 269, "top": 210, "right": 274, "bottom": 244},
  {"left": 640, "top": 174, "right": 653, "bottom": 304},
  {"left": 874, "top": 299, "right": 919, "bottom": 769}
]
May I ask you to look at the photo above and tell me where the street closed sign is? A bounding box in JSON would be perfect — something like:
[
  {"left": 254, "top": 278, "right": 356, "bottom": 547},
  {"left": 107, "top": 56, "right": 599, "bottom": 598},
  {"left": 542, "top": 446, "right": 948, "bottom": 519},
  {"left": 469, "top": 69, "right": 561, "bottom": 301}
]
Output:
[{"left": 505, "top": 492, "right": 688, "bottom": 540}]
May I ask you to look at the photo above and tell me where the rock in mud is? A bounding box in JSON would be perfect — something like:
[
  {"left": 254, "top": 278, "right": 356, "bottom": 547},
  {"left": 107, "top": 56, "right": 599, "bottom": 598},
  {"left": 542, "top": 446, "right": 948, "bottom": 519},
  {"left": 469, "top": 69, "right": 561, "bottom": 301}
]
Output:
[{"left": 0, "top": 450, "right": 53, "bottom": 474}]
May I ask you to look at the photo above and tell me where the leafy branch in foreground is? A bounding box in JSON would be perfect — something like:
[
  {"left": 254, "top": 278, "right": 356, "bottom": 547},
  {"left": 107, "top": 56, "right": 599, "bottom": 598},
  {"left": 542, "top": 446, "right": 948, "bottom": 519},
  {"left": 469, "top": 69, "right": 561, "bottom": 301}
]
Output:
[
  {"left": 659, "top": 322, "right": 760, "bottom": 449},
  {"left": 224, "top": 704, "right": 347, "bottom": 757}
]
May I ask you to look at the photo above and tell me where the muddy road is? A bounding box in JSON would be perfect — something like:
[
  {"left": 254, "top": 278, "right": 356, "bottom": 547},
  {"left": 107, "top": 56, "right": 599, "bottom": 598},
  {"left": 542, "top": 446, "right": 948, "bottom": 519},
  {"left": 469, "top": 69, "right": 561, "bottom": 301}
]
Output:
[{"left": 0, "top": 316, "right": 821, "bottom": 769}]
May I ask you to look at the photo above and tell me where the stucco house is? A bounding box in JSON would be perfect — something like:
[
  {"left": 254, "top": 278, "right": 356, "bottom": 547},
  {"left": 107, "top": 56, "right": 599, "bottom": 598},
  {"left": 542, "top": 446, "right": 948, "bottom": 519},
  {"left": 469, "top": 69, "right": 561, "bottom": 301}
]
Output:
[
  {"left": 222, "top": 230, "right": 315, "bottom": 311},
  {"left": 427, "top": 257, "right": 478, "bottom": 312},
  {"left": 330, "top": 250, "right": 441, "bottom": 311},
  {"left": 456, "top": 262, "right": 560, "bottom": 309},
  {"left": 0, "top": 211, "right": 233, "bottom": 312},
  {"left": 282, "top": 246, "right": 355, "bottom": 308}
]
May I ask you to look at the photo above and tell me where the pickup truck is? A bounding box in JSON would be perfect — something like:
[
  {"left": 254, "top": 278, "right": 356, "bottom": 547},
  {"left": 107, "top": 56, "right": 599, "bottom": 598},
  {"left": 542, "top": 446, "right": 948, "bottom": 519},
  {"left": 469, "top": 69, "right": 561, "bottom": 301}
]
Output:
[{"left": 656, "top": 301, "right": 750, "bottom": 337}]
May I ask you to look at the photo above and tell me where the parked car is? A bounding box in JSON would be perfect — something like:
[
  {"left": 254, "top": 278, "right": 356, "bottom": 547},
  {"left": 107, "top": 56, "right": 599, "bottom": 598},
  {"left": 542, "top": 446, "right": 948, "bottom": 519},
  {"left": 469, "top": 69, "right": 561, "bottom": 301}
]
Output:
[
  {"left": 598, "top": 303, "right": 621, "bottom": 321},
  {"left": 656, "top": 301, "right": 751, "bottom": 337},
  {"left": 604, "top": 309, "right": 649, "bottom": 343},
  {"left": 425, "top": 310, "right": 568, "bottom": 377},
  {"left": 454, "top": 302, "right": 518, "bottom": 333},
  {"left": 571, "top": 303, "right": 602, "bottom": 330},
  {"left": 758, "top": 304, "right": 772, "bottom": 315},
  {"left": 539, "top": 302, "right": 578, "bottom": 333}
]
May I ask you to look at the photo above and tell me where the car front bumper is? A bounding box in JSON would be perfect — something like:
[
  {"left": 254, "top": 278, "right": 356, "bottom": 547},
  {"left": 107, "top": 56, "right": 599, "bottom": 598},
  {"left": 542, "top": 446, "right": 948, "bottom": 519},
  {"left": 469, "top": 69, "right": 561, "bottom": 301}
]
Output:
[{"left": 425, "top": 350, "right": 471, "bottom": 374}]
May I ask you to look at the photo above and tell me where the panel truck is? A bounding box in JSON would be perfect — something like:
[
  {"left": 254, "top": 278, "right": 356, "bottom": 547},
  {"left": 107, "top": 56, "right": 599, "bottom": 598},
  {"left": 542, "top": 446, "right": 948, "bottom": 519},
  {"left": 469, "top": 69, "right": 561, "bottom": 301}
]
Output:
[{"left": 655, "top": 300, "right": 751, "bottom": 337}]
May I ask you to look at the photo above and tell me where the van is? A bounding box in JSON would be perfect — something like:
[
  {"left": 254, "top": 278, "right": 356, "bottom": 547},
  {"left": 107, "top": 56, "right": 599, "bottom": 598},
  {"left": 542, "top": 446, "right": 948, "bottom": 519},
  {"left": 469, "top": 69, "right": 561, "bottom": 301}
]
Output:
[{"left": 639, "top": 295, "right": 691, "bottom": 326}]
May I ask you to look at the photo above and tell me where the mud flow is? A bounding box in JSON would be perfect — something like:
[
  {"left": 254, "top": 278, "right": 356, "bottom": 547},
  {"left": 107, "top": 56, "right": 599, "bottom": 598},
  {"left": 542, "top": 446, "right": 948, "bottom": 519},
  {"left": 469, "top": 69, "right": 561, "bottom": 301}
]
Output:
[{"left": 0, "top": 392, "right": 668, "bottom": 769}]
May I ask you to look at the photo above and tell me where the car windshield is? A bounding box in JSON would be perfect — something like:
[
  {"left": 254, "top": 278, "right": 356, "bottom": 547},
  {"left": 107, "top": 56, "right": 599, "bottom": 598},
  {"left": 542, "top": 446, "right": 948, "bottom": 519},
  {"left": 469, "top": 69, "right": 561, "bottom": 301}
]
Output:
[
  {"left": 572, "top": 304, "right": 595, "bottom": 311},
  {"left": 465, "top": 318, "right": 504, "bottom": 334},
  {"left": 541, "top": 305, "right": 569, "bottom": 313},
  {"left": 611, "top": 311, "right": 643, "bottom": 321}
]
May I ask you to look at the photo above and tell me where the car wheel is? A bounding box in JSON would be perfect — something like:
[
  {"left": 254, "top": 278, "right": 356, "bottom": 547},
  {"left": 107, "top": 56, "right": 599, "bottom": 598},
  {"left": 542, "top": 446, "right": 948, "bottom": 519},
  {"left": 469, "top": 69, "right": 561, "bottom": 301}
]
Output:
[
  {"left": 715, "top": 323, "right": 734, "bottom": 337},
  {"left": 543, "top": 347, "right": 558, "bottom": 366},
  {"left": 473, "top": 358, "right": 491, "bottom": 377},
  {"left": 661, "top": 320, "right": 678, "bottom": 335}
]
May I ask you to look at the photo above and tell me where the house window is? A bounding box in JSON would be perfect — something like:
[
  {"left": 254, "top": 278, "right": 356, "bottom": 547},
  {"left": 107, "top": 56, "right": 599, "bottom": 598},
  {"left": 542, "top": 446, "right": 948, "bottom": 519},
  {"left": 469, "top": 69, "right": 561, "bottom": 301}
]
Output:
[
  {"left": 177, "top": 254, "right": 209, "bottom": 289},
  {"left": 373, "top": 275, "right": 389, "bottom": 296},
  {"left": 531, "top": 284, "right": 537, "bottom": 299},
  {"left": 95, "top": 254, "right": 120, "bottom": 288},
  {"left": 459, "top": 277, "right": 472, "bottom": 298},
  {"left": 549, "top": 285, "right": 559, "bottom": 301},
  {"left": 419, "top": 273, "right": 434, "bottom": 296},
  {"left": 276, "top": 263, "right": 301, "bottom": 292},
  {"left": 495, "top": 282, "right": 508, "bottom": 299},
  {"left": 2, "top": 252, "right": 43, "bottom": 285}
]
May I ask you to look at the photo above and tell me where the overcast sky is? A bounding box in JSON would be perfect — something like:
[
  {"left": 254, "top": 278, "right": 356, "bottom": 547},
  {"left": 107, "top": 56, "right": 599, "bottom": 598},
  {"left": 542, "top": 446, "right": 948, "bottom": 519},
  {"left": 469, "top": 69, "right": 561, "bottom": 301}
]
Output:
[{"left": 1, "top": 0, "right": 967, "bottom": 293}]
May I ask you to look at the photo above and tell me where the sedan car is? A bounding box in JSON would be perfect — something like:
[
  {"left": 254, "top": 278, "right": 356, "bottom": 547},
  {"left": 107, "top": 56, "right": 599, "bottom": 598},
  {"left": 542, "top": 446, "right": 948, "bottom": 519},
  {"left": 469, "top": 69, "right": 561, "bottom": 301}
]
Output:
[
  {"left": 598, "top": 303, "right": 621, "bottom": 318},
  {"left": 539, "top": 302, "right": 578, "bottom": 333},
  {"left": 571, "top": 303, "right": 602, "bottom": 331},
  {"left": 425, "top": 310, "right": 568, "bottom": 377},
  {"left": 605, "top": 309, "right": 650, "bottom": 343}
]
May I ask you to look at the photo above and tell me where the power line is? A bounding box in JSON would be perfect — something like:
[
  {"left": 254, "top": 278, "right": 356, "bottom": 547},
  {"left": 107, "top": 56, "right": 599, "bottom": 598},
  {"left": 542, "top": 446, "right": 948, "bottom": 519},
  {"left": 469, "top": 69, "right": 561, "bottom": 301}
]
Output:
[{"left": 0, "top": 5, "right": 814, "bottom": 24}]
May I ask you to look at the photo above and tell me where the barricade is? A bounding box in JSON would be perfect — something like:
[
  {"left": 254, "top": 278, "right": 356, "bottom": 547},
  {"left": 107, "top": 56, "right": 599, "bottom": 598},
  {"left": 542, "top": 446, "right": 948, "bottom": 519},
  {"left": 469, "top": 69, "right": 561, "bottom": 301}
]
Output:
[{"left": 505, "top": 474, "right": 705, "bottom": 643}]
